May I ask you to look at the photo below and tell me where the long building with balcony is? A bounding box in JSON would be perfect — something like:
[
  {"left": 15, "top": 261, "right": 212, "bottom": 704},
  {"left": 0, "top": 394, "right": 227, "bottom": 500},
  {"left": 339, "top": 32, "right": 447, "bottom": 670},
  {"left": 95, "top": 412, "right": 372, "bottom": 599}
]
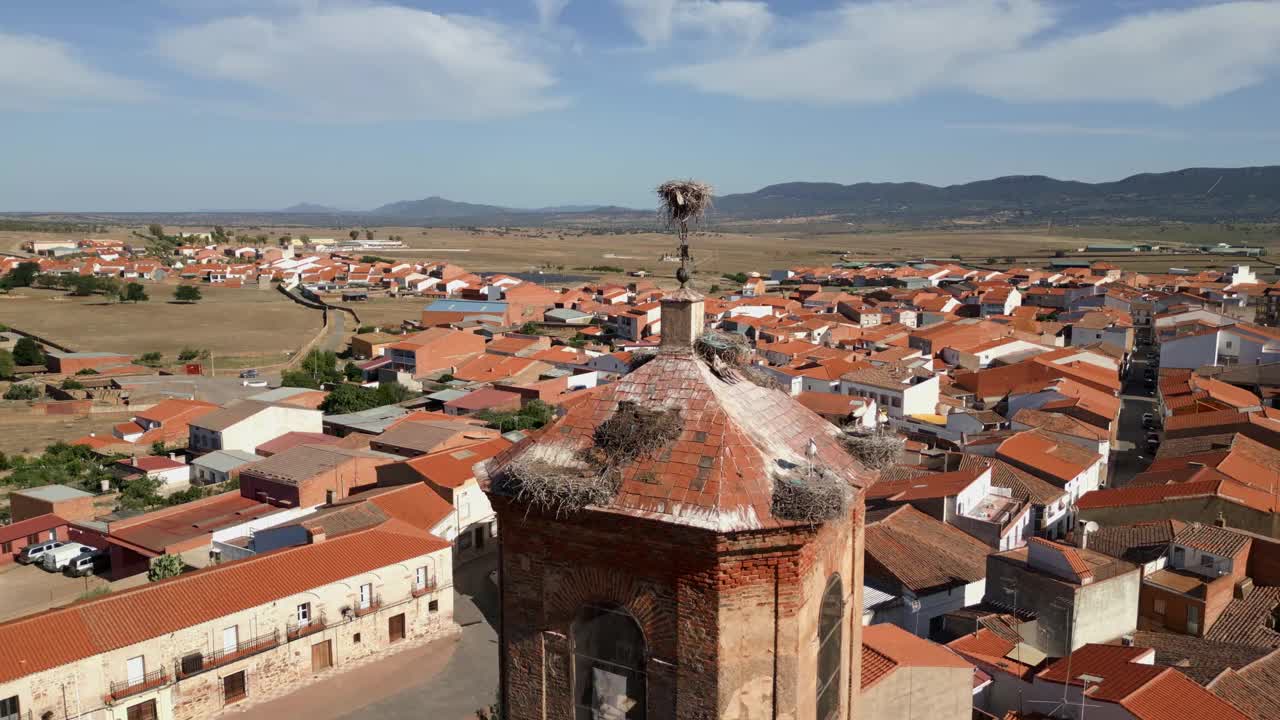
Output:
[{"left": 0, "top": 514, "right": 455, "bottom": 720}]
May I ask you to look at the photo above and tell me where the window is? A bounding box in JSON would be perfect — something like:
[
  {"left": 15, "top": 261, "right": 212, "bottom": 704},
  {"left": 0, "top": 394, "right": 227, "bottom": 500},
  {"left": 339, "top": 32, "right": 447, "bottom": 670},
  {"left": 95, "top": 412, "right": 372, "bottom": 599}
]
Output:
[
  {"left": 816, "top": 575, "right": 844, "bottom": 720},
  {"left": 573, "top": 605, "right": 646, "bottom": 720},
  {"left": 297, "top": 602, "right": 311, "bottom": 625},
  {"left": 25, "top": 534, "right": 37, "bottom": 545},
  {"left": 1, "top": 696, "right": 19, "bottom": 720},
  {"left": 353, "top": 632, "right": 362, "bottom": 643},
  {"left": 416, "top": 566, "right": 430, "bottom": 590},
  {"left": 223, "top": 670, "right": 247, "bottom": 704},
  {"left": 489, "top": 521, "right": 498, "bottom": 538},
  {"left": 1201, "top": 554, "right": 1215, "bottom": 568},
  {"left": 126, "top": 699, "right": 157, "bottom": 720},
  {"left": 1, "top": 542, "right": 10, "bottom": 554},
  {"left": 1153, "top": 598, "right": 1167, "bottom": 616},
  {"left": 1173, "top": 546, "right": 1185, "bottom": 565},
  {"left": 428, "top": 600, "right": 439, "bottom": 613},
  {"left": 1187, "top": 605, "right": 1201, "bottom": 635}
]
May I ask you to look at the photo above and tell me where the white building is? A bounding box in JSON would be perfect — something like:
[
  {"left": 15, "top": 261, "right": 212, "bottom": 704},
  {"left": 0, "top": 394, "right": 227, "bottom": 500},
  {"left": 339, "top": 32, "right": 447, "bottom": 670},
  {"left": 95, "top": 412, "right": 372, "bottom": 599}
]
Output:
[{"left": 188, "top": 401, "right": 323, "bottom": 455}]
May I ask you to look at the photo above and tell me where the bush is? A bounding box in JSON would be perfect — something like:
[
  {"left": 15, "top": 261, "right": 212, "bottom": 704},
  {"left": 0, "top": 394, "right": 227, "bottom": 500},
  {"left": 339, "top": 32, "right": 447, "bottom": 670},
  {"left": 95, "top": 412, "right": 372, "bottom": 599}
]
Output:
[
  {"left": 721, "top": 272, "right": 749, "bottom": 284},
  {"left": 344, "top": 361, "right": 363, "bottom": 381},
  {"left": 708, "top": 284, "right": 721, "bottom": 294},
  {"left": 60, "top": 378, "right": 84, "bottom": 390},
  {"left": 477, "top": 400, "right": 556, "bottom": 432},
  {"left": 75, "top": 368, "right": 99, "bottom": 375},
  {"left": 137, "top": 352, "right": 163, "bottom": 367},
  {"left": 147, "top": 554, "right": 185, "bottom": 582},
  {"left": 319, "top": 382, "right": 417, "bottom": 414},
  {"left": 177, "top": 348, "right": 201, "bottom": 362},
  {"left": 4, "top": 383, "right": 40, "bottom": 400},
  {"left": 0, "top": 350, "right": 13, "bottom": 380},
  {"left": 5, "top": 442, "right": 112, "bottom": 491},
  {"left": 174, "top": 285, "right": 202, "bottom": 303},
  {"left": 13, "top": 337, "right": 43, "bottom": 366}
]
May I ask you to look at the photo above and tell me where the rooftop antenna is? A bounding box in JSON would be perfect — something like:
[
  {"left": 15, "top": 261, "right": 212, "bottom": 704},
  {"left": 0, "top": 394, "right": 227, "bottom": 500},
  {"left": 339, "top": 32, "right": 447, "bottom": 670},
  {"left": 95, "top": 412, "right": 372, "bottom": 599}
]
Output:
[{"left": 656, "top": 180, "right": 713, "bottom": 288}]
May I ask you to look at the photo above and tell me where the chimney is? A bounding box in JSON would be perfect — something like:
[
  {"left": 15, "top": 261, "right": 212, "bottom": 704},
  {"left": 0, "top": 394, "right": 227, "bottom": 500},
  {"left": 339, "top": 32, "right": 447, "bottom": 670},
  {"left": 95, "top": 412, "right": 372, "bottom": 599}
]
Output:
[
  {"left": 660, "top": 288, "right": 705, "bottom": 351},
  {"left": 1215, "top": 511, "right": 1228, "bottom": 528},
  {"left": 309, "top": 527, "right": 326, "bottom": 544}
]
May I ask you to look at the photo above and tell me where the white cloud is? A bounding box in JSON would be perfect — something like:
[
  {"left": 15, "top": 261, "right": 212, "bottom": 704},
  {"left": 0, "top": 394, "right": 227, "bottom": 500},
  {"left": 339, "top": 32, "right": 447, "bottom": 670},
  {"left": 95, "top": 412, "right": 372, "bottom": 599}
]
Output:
[
  {"left": 158, "top": 3, "right": 564, "bottom": 121},
  {"left": 617, "top": 0, "right": 772, "bottom": 48},
  {"left": 0, "top": 31, "right": 145, "bottom": 110},
  {"left": 533, "top": 0, "right": 572, "bottom": 27},
  {"left": 946, "top": 122, "right": 1188, "bottom": 139},
  {"left": 655, "top": 0, "right": 1280, "bottom": 106}
]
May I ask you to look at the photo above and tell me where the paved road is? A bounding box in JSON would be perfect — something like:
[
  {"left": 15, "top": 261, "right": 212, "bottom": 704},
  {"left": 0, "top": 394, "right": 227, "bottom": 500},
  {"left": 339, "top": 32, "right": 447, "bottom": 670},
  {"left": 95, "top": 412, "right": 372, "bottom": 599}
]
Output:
[
  {"left": 1110, "top": 350, "right": 1157, "bottom": 488},
  {"left": 321, "top": 310, "right": 346, "bottom": 354}
]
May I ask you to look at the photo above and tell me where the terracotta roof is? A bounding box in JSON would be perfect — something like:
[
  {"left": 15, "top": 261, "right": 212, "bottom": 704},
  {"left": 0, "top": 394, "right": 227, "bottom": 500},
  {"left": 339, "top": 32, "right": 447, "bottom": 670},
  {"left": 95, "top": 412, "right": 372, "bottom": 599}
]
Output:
[
  {"left": 242, "top": 445, "right": 392, "bottom": 487},
  {"left": 402, "top": 437, "right": 513, "bottom": 489},
  {"left": 1134, "top": 629, "right": 1268, "bottom": 686},
  {"left": 1038, "top": 644, "right": 1249, "bottom": 720},
  {"left": 860, "top": 623, "right": 973, "bottom": 691},
  {"left": 866, "top": 467, "right": 985, "bottom": 503},
  {"left": 996, "top": 429, "right": 1101, "bottom": 485},
  {"left": 1028, "top": 536, "right": 1093, "bottom": 580},
  {"left": 1010, "top": 408, "right": 1109, "bottom": 442},
  {"left": 795, "top": 391, "right": 866, "bottom": 417},
  {"left": 957, "top": 454, "right": 1067, "bottom": 506},
  {"left": 1083, "top": 521, "right": 1182, "bottom": 565},
  {"left": 1077, "top": 479, "right": 1224, "bottom": 511},
  {"left": 947, "top": 627, "right": 1033, "bottom": 678},
  {"left": 255, "top": 431, "right": 343, "bottom": 456},
  {"left": 1209, "top": 649, "right": 1280, "bottom": 720},
  {"left": 864, "top": 505, "right": 989, "bottom": 593},
  {"left": 1175, "top": 522, "right": 1251, "bottom": 559},
  {"left": 1205, "top": 586, "right": 1280, "bottom": 649},
  {"left": 372, "top": 420, "right": 497, "bottom": 454},
  {"left": 0, "top": 519, "right": 447, "bottom": 684},
  {"left": 0, "top": 514, "right": 68, "bottom": 545},
  {"left": 480, "top": 346, "right": 871, "bottom": 533}
]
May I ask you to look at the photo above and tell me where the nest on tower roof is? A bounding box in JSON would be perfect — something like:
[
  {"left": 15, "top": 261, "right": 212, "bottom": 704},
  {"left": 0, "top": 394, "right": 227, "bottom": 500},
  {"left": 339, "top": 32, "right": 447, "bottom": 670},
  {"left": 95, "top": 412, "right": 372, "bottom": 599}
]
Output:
[
  {"left": 694, "top": 329, "right": 781, "bottom": 390},
  {"left": 839, "top": 427, "right": 904, "bottom": 470},
  {"left": 771, "top": 464, "right": 850, "bottom": 524},
  {"left": 656, "top": 180, "right": 714, "bottom": 226},
  {"left": 493, "top": 400, "right": 683, "bottom": 517}
]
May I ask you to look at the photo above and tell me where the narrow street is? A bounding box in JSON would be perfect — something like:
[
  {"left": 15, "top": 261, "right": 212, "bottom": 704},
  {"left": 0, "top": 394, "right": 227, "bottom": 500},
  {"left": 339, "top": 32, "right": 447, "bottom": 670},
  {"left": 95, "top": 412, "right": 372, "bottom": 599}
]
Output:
[{"left": 1110, "top": 348, "right": 1157, "bottom": 488}]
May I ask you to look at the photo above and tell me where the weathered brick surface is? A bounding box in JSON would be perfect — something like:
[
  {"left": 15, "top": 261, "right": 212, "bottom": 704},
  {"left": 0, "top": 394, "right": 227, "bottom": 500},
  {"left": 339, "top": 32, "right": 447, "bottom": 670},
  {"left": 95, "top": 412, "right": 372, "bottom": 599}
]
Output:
[{"left": 494, "top": 497, "right": 865, "bottom": 720}]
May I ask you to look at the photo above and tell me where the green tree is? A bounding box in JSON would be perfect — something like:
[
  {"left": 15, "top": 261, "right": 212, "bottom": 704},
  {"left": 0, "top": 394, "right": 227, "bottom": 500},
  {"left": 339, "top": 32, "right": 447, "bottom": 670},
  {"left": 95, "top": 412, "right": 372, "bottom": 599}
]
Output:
[
  {"left": 120, "top": 476, "right": 163, "bottom": 511},
  {"left": 3, "top": 383, "right": 40, "bottom": 400},
  {"left": 69, "top": 275, "right": 99, "bottom": 296},
  {"left": 0, "top": 349, "right": 14, "bottom": 379},
  {"left": 3, "top": 261, "right": 40, "bottom": 289},
  {"left": 177, "top": 347, "right": 201, "bottom": 362},
  {"left": 374, "top": 381, "right": 413, "bottom": 405},
  {"left": 280, "top": 369, "right": 320, "bottom": 389},
  {"left": 121, "top": 282, "right": 149, "bottom": 303},
  {"left": 319, "top": 383, "right": 378, "bottom": 414},
  {"left": 12, "top": 337, "right": 43, "bottom": 366},
  {"left": 147, "top": 223, "right": 165, "bottom": 241},
  {"left": 476, "top": 400, "right": 556, "bottom": 432},
  {"left": 150, "top": 440, "right": 167, "bottom": 455},
  {"left": 147, "top": 553, "right": 185, "bottom": 582},
  {"left": 138, "top": 351, "right": 163, "bottom": 367},
  {"left": 349, "top": 229, "right": 360, "bottom": 242},
  {"left": 365, "top": 229, "right": 374, "bottom": 241},
  {"left": 60, "top": 378, "right": 84, "bottom": 390},
  {"left": 344, "top": 361, "right": 363, "bottom": 382},
  {"left": 4, "top": 442, "right": 112, "bottom": 491},
  {"left": 174, "top": 285, "right": 202, "bottom": 303}
]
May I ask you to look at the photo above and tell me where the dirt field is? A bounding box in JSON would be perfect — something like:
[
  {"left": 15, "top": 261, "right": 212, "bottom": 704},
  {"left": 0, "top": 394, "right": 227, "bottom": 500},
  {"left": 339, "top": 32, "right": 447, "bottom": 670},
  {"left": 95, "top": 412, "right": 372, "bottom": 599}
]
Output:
[
  {"left": 0, "top": 286, "right": 322, "bottom": 369},
  {"left": 0, "top": 405, "right": 133, "bottom": 456}
]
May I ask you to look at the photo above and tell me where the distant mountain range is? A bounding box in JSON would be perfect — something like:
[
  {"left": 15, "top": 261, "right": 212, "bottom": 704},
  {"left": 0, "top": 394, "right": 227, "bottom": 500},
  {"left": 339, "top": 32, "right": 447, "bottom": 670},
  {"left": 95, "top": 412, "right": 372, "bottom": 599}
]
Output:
[
  {"left": 710, "top": 166, "right": 1280, "bottom": 222},
  {"left": 14, "top": 166, "right": 1275, "bottom": 227},
  {"left": 268, "top": 166, "right": 1280, "bottom": 225}
]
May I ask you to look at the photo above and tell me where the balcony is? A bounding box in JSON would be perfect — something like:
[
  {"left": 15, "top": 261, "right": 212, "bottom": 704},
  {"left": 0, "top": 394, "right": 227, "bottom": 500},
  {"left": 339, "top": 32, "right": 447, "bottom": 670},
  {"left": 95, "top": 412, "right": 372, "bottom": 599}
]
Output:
[
  {"left": 411, "top": 579, "right": 438, "bottom": 598},
  {"left": 175, "top": 630, "right": 280, "bottom": 680},
  {"left": 354, "top": 595, "right": 383, "bottom": 618},
  {"left": 287, "top": 613, "right": 328, "bottom": 641},
  {"left": 107, "top": 668, "right": 168, "bottom": 703}
]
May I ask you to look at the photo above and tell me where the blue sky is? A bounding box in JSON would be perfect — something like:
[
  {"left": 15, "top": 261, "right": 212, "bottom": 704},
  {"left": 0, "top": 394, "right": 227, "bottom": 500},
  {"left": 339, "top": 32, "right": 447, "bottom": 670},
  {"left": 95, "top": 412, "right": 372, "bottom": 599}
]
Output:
[{"left": 3, "top": 0, "right": 1280, "bottom": 211}]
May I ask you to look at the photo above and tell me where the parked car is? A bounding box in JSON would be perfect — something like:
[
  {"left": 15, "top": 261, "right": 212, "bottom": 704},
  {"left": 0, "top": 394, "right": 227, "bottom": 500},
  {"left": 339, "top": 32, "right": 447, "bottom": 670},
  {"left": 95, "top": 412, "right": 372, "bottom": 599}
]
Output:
[
  {"left": 63, "top": 550, "right": 108, "bottom": 578},
  {"left": 239, "top": 368, "right": 258, "bottom": 379},
  {"left": 1142, "top": 412, "right": 1154, "bottom": 428},
  {"left": 16, "top": 540, "right": 63, "bottom": 565},
  {"left": 40, "top": 543, "right": 95, "bottom": 573}
]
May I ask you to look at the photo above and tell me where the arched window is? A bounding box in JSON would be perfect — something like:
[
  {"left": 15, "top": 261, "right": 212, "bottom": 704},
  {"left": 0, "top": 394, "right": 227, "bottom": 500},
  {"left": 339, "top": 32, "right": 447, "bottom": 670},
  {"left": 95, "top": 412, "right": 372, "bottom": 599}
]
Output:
[
  {"left": 816, "top": 575, "right": 844, "bottom": 720},
  {"left": 573, "top": 604, "right": 647, "bottom": 720}
]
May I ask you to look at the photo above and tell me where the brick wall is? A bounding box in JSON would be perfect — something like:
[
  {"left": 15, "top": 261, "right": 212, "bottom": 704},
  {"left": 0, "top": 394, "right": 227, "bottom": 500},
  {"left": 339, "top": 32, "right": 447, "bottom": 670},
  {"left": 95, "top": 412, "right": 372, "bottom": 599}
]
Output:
[
  {"left": 8, "top": 490, "right": 98, "bottom": 523},
  {"left": 492, "top": 496, "right": 864, "bottom": 720}
]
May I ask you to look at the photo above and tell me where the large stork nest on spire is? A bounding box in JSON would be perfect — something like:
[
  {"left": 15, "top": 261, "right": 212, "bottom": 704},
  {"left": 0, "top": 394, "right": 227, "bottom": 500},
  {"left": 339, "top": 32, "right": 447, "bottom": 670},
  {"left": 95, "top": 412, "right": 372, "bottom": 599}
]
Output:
[
  {"left": 694, "top": 329, "right": 781, "bottom": 390},
  {"left": 771, "top": 465, "right": 850, "bottom": 524},
  {"left": 656, "top": 180, "right": 714, "bottom": 226},
  {"left": 839, "top": 427, "right": 904, "bottom": 470},
  {"left": 495, "top": 400, "right": 683, "bottom": 517}
]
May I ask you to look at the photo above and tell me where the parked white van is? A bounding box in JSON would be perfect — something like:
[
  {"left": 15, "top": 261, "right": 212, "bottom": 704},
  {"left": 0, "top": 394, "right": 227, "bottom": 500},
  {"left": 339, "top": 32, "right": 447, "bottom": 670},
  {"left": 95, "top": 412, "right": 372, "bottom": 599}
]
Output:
[{"left": 41, "top": 543, "right": 95, "bottom": 572}]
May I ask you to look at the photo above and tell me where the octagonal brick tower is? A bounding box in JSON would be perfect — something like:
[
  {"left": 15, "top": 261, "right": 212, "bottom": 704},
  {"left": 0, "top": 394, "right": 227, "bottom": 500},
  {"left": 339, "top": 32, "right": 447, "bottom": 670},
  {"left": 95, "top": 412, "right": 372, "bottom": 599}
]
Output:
[{"left": 478, "top": 290, "right": 872, "bottom": 720}]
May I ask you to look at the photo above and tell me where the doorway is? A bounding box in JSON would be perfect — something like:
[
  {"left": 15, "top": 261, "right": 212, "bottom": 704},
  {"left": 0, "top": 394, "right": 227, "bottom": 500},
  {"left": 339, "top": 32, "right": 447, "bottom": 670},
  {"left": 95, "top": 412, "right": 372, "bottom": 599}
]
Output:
[
  {"left": 389, "top": 613, "right": 406, "bottom": 642},
  {"left": 311, "top": 640, "right": 333, "bottom": 672}
]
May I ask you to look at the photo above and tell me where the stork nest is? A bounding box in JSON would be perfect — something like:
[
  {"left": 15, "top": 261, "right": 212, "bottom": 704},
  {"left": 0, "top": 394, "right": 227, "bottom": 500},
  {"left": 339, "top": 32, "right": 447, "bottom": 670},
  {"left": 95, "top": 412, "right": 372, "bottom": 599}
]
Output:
[
  {"left": 771, "top": 466, "right": 850, "bottom": 524},
  {"left": 496, "top": 400, "right": 683, "bottom": 517},
  {"left": 839, "top": 428, "right": 904, "bottom": 470},
  {"left": 656, "top": 180, "right": 713, "bottom": 226},
  {"left": 694, "top": 329, "right": 779, "bottom": 390}
]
